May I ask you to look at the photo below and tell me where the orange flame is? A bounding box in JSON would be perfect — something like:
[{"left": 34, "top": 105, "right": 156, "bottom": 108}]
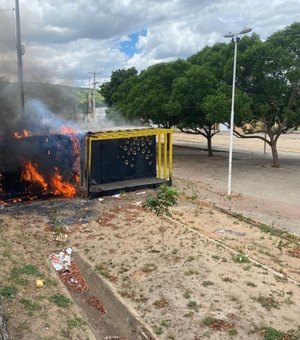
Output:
[
  {"left": 21, "top": 161, "right": 48, "bottom": 191},
  {"left": 51, "top": 169, "right": 76, "bottom": 198},
  {"left": 60, "top": 125, "right": 78, "bottom": 134},
  {"left": 13, "top": 130, "right": 31, "bottom": 139}
]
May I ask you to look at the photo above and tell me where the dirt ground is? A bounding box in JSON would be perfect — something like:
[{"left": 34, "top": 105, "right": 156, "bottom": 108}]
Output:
[{"left": 1, "top": 132, "right": 300, "bottom": 339}]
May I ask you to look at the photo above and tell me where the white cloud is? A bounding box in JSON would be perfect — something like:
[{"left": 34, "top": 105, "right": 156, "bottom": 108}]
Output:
[{"left": 0, "top": 0, "right": 299, "bottom": 86}]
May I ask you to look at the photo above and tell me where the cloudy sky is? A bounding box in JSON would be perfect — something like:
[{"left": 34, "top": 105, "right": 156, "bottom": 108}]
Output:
[{"left": 0, "top": 0, "right": 299, "bottom": 87}]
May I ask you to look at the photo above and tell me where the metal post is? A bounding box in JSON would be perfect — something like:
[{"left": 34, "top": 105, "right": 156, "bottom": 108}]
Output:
[
  {"left": 227, "top": 39, "right": 237, "bottom": 196},
  {"left": 224, "top": 27, "right": 252, "bottom": 196},
  {"left": 15, "top": 0, "right": 25, "bottom": 115},
  {"left": 92, "top": 73, "right": 96, "bottom": 123}
]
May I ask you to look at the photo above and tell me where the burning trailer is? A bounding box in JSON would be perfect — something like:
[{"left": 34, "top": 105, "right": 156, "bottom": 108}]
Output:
[{"left": 0, "top": 128, "right": 173, "bottom": 203}]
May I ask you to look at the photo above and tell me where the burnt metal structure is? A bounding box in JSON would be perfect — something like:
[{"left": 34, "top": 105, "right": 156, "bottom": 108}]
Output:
[
  {"left": 0, "top": 134, "right": 80, "bottom": 200},
  {"left": 81, "top": 128, "right": 173, "bottom": 197}
]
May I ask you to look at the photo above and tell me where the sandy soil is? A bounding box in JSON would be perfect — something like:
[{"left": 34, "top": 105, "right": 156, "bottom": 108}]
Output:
[
  {"left": 1, "top": 189, "right": 300, "bottom": 339},
  {"left": 0, "top": 132, "right": 300, "bottom": 339}
]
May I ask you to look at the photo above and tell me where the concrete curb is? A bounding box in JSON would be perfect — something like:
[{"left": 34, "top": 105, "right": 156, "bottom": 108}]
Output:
[
  {"left": 73, "top": 253, "right": 158, "bottom": 340},
  {"left": 0, "top": 304, "right": 9, "bottom": 340}
]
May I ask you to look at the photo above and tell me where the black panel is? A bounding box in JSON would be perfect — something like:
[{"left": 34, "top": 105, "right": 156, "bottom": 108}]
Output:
[{"left": 90, "top": 136, "right": 156, "bottom": 184}]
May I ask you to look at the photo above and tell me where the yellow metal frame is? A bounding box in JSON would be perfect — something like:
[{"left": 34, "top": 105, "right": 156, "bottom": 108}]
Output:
[{"left": 83, "top": 128, "right": 173, "bottom": 190}]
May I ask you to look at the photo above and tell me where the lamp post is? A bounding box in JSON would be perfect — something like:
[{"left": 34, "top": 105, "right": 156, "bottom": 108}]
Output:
[{"left": 224, "top": 27, "right": 252, "bottom": 196}]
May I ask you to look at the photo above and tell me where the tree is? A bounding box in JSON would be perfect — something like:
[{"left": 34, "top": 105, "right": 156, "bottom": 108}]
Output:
[
  {"left": 143, "top": 185, "right": 179, "bottom": 256},
  {"left": 233, "top": 24, "right": 300, "bottom": 167},
  {"left": 99, "top": 67, "right": 138, "bottom": 107},
  {"left": 170, "top": 65, "right": 220, "bottom": 156},
  {"left": 112, "top": 60, "right": 190, "bottom": 128}
]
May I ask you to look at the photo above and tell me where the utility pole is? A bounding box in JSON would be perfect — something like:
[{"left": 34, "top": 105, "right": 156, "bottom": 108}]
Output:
[
  {"left": 87, "top": 72, "right": 99, "bottom": 123},
  {"left": 15, "top": 0, "right": 25, "bottom": 115}
]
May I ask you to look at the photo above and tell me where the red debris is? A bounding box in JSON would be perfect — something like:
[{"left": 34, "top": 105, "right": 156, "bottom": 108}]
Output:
[
  {"left": 59, "top": 261, "right": 88, "bottom": 292},
  {"left": 86, "top": 295, "right": 106, "bottom": 314}
]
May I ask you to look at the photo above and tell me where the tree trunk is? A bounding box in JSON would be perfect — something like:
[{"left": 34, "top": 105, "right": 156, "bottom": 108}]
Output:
[
  {"left": 270, "top": 138, "right": 280, "bottom": 168},
  {"left": 207, "top": 135, "right": 213, "bottom": 157}
]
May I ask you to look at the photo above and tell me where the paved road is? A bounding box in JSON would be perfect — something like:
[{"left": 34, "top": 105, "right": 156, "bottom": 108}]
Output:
[{"left": 172, "top": 133, "right": 300, "bottom": 236}]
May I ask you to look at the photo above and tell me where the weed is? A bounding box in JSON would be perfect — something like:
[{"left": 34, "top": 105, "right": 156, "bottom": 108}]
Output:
[
  {"left": 212, "top": 255, "right": 220, "bottom": 260},
  {"left": 202, "top": 280, "right": 214, "bottom": 287},
  {"left": 49, "top": 209, "right": 65, "bottom": 239},
  {"left": 20, "top": 298, "right": 42, "bottom": 315},
  {"left": 95, "top": 263, "right": 111, "bottom": 278},
  {"left": 232, "top": 253, "right": 250, "bottom": 263},
  {"left": 253, "top": 295, "right": 279, "bottom": 310},
  {"left": 143, "top": 185, "right": 179, "bottom": 256},
  {"left": 222, "top": 277, "right": 234, "bottom": 283},
  {"left": 202, "top": 316, "right": 216, "bottom": 327},
  {"left": 183, "top": 289, "right": 193, "bottom": 299},
  {"left": 183, "top": 311, "right": 194, "bottom": 318},
  {"left": 142, "top": 263, "right": 157, "bottom": 273},
  {"left": 49, "top": 294, "right": 71, "bottom": 308},
  {"left": 160, "top": 319, "right": 170, "bottom": 328},
  {"left": 262, "top": 327, "right": 283, "bottom": 340},
  {"left": 187, "top": 300, "right": 200, "bottom": 312},
  {"left": 153, "top": 325, "right": 163, "bottom": 335},
  {"left": 187, "top": 256, "right": 195, "bottom": 262},
  {"left": 246, "top": 281, "right": 257, "bottom": 287},
  {"left": 153, "top": 297, "right": 169, "bottom": 308},
  {"left": 184, "top": 269, "right": 199, "bottom": 276},
  {"left": 0, "top": 286, "right": 17, "bottom": 299},
  {"left": 67, "top": 316, "right": 86, "bottom": 330},
  {"left": 228, "top": 328, "right": 238, "bottom": 336}
]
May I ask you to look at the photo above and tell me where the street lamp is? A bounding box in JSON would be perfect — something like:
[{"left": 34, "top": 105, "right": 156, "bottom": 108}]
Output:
[{"left": 224, "top": 27, "right": 252, "bottom": 196}]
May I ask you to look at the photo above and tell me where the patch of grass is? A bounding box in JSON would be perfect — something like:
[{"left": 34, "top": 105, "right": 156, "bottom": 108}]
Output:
[
  {"left": 0, "top": 286, "right": 17, "bottom": 299},
  {"left": 10, "top": 264, "right": 41, "bottom": 285},
  {"left": 228, "top": 328, "right": 238, "bottom": 336},
  {"left": 246, "top": 281, "right": 257, "bottom": 287},
  {"left": 263, "top": 327, "right": 283, "bottom": 340},
  {"left": 202, "top": 316, "right": 217, "bottom": 327},
  {"left": 2, "top": 241, "right": 13, "bottom": 258},
  {"left": 187, "top": 256, "right": 195, "bottom": 262},
  {"left": 20, "top": 298, "right": 42, "bottom": 315},
  {"left": 232, "top": 253, "right": 250, "bottom": 263},
  {"left": 184, "top": 269, "right": 199, "bottom": 276},
  {"left": 49, "top": 294, "right": 71, "bottom": 308},
  {"left": 141, "top": 263, "right": 157, "bottom": 273},
  {"left": 67, "top": 316, "right": 86, "bottom": 330},
  {"left": 153, "top": 325, "right": 163, "bottom": 335},
  {"left": 212, "top": 255, "right": 220, "bottom": 260},
  {"left": 95, "top": 263, "right": 111, "bottom": 278},
  {"left": 254, "top": 295, "right": 279, "bottom": 310},
  {"left": 222, "top": 277, "right": 234, "bottom": 283},
  {"left": 202, "top": 280, "right": 214, "bottom": 287},
  {"left": 187, "top": 300, "right": 200, "bottom": 312}
]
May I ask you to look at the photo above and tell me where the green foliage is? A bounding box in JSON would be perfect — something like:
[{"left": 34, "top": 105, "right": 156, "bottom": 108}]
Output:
[
  {"left": 232, "top": 253, "right": 250, "bottom": 263},
  {"left": 20, "top": 298, "right": 42, "bottom": 315},
  {"left": 263, "top": 327, "right": 283, "bottom": 340},
  {"left": 143, "top": 185, "right": 179, "bottom": 218},
  {"left": 49, "top": 294, "right": 71, "bottom": 308},
  {"left": 67, "top": 316, "right": 86, "bottom": 330},
  {"left": 100, "top": 67, "right": 138, "bottom": 106},
  {"left": 10, "top": 264, "right": 41, "bottom": 285},
  {"left": 0, "top": 286, "right": 17, "bottom": 299}
]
